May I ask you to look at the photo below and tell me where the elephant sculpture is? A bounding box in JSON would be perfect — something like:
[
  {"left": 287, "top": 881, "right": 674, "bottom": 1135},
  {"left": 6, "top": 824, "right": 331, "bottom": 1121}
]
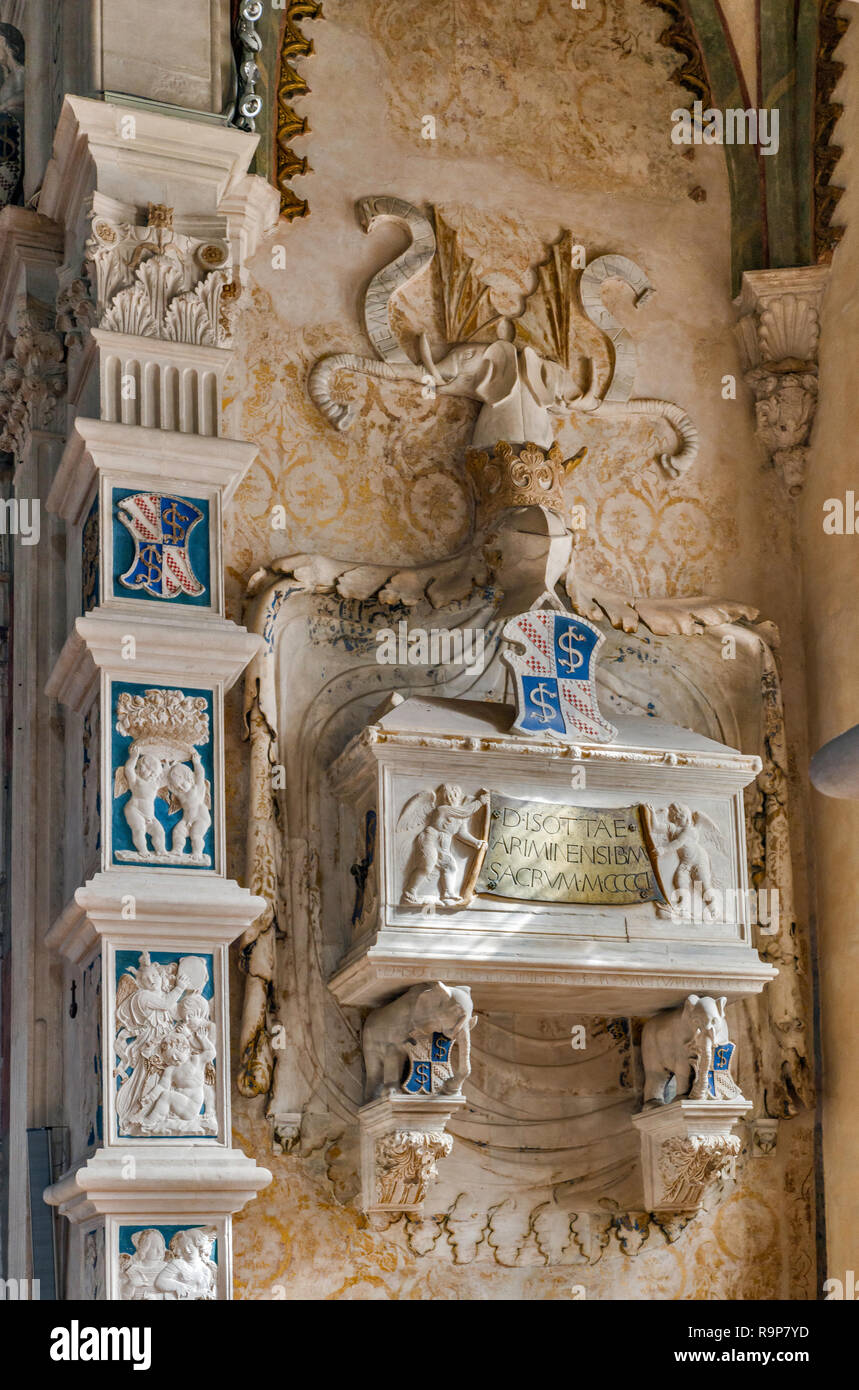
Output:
[
  {"left": 641, "top": 994, "right": 730, "bottom": 1105},
  {"left": 307, "top": 195, "right": 699, "bottom": 477},
  {"left": 362, "top": 980, "right": 477, "bottom": 1102}
]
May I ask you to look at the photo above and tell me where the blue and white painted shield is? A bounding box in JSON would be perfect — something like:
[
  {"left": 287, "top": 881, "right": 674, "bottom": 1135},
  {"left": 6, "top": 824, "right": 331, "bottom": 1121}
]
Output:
[
  {"left": 706, "top": 1042, "right": 738, "bottom": 1099},
  {"left": 502, "top": 610, "right": 617, "bottom": 743},
  {"left": 117, "top": 493, "right": 205, "bottom": 600},
  {"left": 402, "top": 1033, "right": 454, "bottom": 1095}
]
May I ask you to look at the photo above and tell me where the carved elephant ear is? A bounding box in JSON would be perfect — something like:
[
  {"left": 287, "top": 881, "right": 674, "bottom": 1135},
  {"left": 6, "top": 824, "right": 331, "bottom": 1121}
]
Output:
[
  {"left": 717, "top": 996, "right": 727, "bottom": 1017},
  {"left": 413, "top": 981, "right": 452, "bottom": 1033},
  {"left": 521, "top": 345, "right": 560, "bottom": 407},
  {"left": 683, "top": 994, "right": 700, "bottom": 1017},
  {"left": 473, "top": 340, "right": 519, "bottom": 406}
]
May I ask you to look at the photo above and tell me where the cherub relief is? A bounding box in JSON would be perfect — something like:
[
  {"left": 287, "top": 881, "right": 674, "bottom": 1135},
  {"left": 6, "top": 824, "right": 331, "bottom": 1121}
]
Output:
[
  {"left": 166, "top": 750, "right": 211, "bottom": 858},
  {"left": 646, "top": 802, "right": 723, "bottom": 919},
  {"left": 397, "top": 784, "right": 489, "bottom": 906},
  {"left": 113, "top": 687, "right": 212, "bottom": 865},
  {"left": 114, "top": 953, "right": 217, "bottom": 1137},
  {"left": 119, "top": 1227, "right": 217, "bottom": 1302}
]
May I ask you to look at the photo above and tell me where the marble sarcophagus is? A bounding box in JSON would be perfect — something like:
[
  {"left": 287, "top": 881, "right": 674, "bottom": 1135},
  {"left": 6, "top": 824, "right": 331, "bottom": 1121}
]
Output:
[{"left": 328, "top": 695, "right": 776, "bottom": 1015}]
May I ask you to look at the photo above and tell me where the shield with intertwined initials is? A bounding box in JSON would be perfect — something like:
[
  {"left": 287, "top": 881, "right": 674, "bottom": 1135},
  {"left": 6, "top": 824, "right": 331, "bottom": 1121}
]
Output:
[{"left": 117, "top": 493, "right": 206, "bottom": 600}]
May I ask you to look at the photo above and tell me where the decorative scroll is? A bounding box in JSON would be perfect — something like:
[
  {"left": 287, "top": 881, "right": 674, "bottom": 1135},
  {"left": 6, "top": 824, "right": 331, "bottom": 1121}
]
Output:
[{"left": 642, "top": 0, "right": 711, "bottom": 104}]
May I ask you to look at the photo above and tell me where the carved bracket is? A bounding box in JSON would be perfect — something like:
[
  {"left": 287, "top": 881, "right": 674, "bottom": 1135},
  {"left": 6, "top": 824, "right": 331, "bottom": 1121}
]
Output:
[
  {"left": 735, "top": 267, "right": 829, "bottom": 496},
  {"left": 633, "top": 1099, "right": 750, "bottom": 1214},
  {"left": 0, "top": 294, "right": 66, "bottom": 461},
  {"left": 358, "top": 1094, "right": 463, "bottom": 1214}
]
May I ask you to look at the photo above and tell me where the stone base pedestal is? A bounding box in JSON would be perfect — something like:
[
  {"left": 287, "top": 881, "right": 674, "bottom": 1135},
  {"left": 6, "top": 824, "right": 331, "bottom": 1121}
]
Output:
[
  {"left": 45, "top": 1148, "right": 270, "bottom": 1300},
  {"left": 632, "top": 1098, "right": 751, "bottom": 1214},
  {"left": 358, "top": 1094, "right": 466, "bottom": 1214}
]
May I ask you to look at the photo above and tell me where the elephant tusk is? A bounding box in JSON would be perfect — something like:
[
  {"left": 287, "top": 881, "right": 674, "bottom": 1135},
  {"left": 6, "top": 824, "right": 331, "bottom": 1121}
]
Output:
[{"left": 586, "top": 397, "right": 700, "bottom": 478}]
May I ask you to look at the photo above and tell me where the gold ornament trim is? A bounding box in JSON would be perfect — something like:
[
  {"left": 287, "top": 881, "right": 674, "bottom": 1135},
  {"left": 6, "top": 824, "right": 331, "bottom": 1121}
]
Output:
[
  {"left": 275, "top": 1, "right": 324, "bottom": 222},
  {"left": 815, "top": 0, "right": 849, "bottom": 262}
]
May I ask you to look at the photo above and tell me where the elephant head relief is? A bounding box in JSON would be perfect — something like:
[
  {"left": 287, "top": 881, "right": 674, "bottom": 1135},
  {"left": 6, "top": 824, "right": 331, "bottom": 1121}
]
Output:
[{"left": 307, "top": 196, "right": 699, "bottom": 477}]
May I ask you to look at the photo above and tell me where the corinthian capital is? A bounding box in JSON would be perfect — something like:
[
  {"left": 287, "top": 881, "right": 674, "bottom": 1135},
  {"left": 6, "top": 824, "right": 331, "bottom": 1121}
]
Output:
[{"left": 735, "top": 267, "right": 829, "bottom": 496}]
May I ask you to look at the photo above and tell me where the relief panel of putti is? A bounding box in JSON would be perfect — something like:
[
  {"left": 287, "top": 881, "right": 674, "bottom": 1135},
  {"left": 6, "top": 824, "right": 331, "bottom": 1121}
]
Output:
[
  {"left": 113, "top": 949, "right": 218, "bottom": 1140},
  {"left": 118, "top": 1225, "right": 218, "bottom": 1301},
  {"left": 108, "top": 682, "right": 217, "bottom": 871},
  {"left": 386, "top": 773, "right": 742, "bottom": 935}
]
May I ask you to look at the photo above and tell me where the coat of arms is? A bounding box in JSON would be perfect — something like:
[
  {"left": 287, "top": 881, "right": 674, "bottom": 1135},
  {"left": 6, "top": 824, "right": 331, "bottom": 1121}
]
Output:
[
  {"left": 502, "top": 610, "right": 617, "bottom": 742},
  {"left": 117, "top": 492, "right": 206, "bottom": 600},
  {"left": 702, "top": 1042, "right": 743, "bottom": 1100},
  {"left": 402, "top": 1032, "right": 455, "bottom": 1095}
]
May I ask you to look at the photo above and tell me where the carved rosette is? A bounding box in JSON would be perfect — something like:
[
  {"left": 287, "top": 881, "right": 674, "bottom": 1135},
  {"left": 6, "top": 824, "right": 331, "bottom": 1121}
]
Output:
[
  {"left": 735, "top": 267, "right": 829, "bottom": 496},
  {"left": 85, "top": 208, "right": 236, "bottom": 347},
  {"left": 374, "top": 1130, "right": 453, "bottom": 1209}
]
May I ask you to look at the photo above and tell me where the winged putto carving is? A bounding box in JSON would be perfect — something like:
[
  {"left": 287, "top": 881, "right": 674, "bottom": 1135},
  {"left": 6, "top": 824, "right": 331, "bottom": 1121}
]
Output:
[
  {"left": 308, "top": 196, "right": 698, "bottom": 475},
  {"left": 397, "top": 784, "right": 490, "bottom": 907},
  {"left": 644, "top": 802, "right": 725, "bottom": 920}
]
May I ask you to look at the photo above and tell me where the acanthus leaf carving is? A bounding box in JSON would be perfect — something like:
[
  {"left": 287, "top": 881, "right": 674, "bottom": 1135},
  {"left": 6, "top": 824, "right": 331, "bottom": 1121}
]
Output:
[
  {"left": 657, "top": 1133, "right": 740, "bottom": 1210},
  {"left": 0, "top": 295, "right": 66, "bottom": 460},
  {"left": 86, "top": 211, "right": 234, "bottom": 347},
  {"left": 375, "top": 1130, "right": 453, "bottom": 1209}
]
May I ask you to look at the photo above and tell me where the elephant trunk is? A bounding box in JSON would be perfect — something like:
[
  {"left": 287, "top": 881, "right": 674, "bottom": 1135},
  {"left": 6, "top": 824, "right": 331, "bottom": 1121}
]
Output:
[
  {"left": 688, "top": 1027, "right": 716, "bottom": 1100},
  {"left": 308, "top": 353, "right": 424, "bottom": 431},
  {"left": 591, "top": 397, "right": 700, "bottom": 478}
]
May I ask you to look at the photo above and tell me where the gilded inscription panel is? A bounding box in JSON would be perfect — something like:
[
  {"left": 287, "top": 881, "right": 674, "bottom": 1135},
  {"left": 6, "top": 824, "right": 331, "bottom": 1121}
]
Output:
[{"left": 477, "top": 795, "right": 664, "bottom": 906}]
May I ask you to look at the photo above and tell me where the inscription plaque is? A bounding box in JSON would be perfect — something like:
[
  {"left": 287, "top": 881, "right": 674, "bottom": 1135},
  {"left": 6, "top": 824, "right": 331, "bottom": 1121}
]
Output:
[{"left": 476, "top": 795, "right": 664, "bottom": 905}]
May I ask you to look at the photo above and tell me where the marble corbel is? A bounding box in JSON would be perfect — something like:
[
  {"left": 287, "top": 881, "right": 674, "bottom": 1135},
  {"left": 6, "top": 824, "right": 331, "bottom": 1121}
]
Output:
[
  {"left": 632, "top": 995, "right": 752, "bottom": 1214},
  {"left": 358, "top": 982, "right": 475, "bottom": 1213},
  {"left": 735, "top": 267, "right": 829, "bottom": 496}
]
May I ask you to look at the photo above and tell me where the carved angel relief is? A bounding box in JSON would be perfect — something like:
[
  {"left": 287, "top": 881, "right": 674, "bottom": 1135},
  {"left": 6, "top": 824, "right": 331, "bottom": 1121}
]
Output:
[
  {"left": 119, "top": 1227, "right": 217, "bottom": 1301},
  {"left": 113, "top": 688, "right": 212, "bottom": 865},
  {"left": 397, "top": 785, "right": 490, "bottom": 906},
  {"left": 309, "top": 196, "right": 698, "bottom": 475},
  {"left": 114, "top": 952, "right": 217, "bottom": 1137},
  {"left": 644, "top": 802, "right": 724, "bottom": 920}
]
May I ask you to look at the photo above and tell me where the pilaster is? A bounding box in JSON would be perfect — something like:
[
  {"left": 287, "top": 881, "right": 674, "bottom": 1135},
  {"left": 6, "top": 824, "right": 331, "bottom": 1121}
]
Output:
[
  {"left": 0, "top": 203, "right": 66, "bottom": 1282},
  {"left": 40, "top": 97, "right": 278, "bottom": 1301}
]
